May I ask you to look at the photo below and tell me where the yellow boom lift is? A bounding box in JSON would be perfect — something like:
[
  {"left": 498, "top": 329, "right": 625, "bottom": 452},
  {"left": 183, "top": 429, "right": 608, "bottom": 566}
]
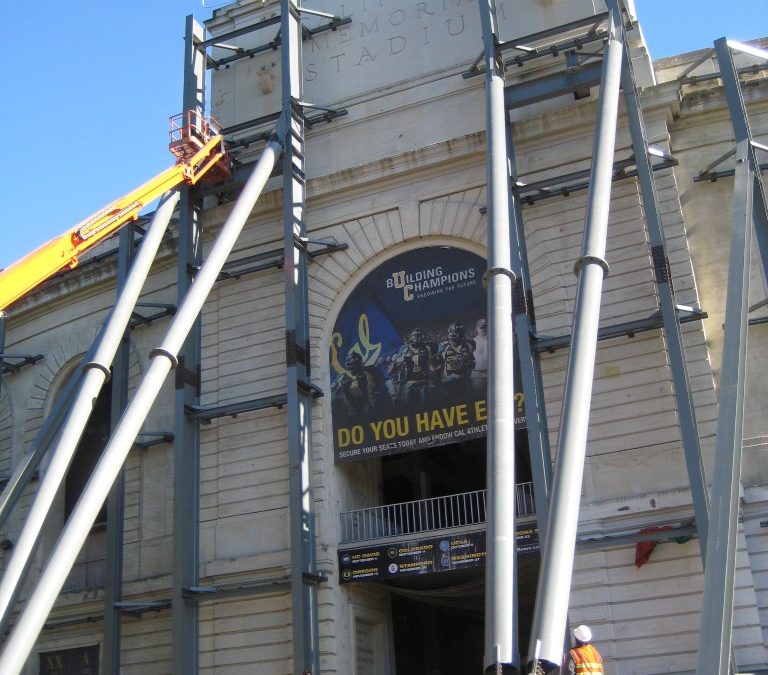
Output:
[{"left": 0, "top": 111, "right": 229, "bottom": 311}]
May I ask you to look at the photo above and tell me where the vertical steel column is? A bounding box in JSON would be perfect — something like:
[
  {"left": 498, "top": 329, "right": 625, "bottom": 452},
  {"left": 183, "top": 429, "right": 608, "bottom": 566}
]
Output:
[
  {"left": 716, "top": 40, "right": 768, "bottom": 280},
  {"left": 619, "top": 47, "right": 710, "bottom": 555},
  {"left": 479, "top": 2, "right": 519, "bottom": 673},
  {"left": 103, "top": 224, "right": 134, "bottom": 675},
  {"left": 506, "top": 137, "right": 554, "bottom": 540},
  {"left": 281, "top": 2, "right": 320, "bottom": 673},
  {"left": 505, "top": 110, "right": 557, "bottom": 673},
  {"left": 527, "top": 3, "right": 624, "bottom": 669},
  {"left": 696, "top": 39, "right": 768, "bottom": 675},
  {"left": 172, "top": 15, "right": 205, "bottom": 675}
]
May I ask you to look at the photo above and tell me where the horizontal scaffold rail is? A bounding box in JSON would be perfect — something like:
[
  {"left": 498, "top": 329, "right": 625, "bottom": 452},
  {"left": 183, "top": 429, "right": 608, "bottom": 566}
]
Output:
[
  {"left": 130, "top": 302, "right": 177, "bottom": 328},
  {"left": 217, "top": 239, "right": 347, "bottom": 281},
  {"left": 182, "top": 575, "right": 326, "bottom": 602},
  {"left": 223, "top": 106, "right": 348, "bottom": 153},
  {"left": 185, "top": 394, "right": 288, "bottom": 421},
  {"left": 533, "top": 307, "right": 707, "bottom": 353},
  {"left": 187, "top": 382, "right": 324, "bottom": 423},
  {"left": 513, "top": 154, "right": 677, "bottom": 206},
  {"left": 200, "top": 9, "right": 350, "bottom": 70},
  {"left": 477, "top": 155, "right": 678, "bottom": 215},
  {"left": 463, "top": 11, "right": 612, "bottom": 78}
]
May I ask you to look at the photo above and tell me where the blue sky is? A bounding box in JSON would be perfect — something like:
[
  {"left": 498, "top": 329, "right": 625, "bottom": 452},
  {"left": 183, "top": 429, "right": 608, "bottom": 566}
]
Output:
[{"left": 0, "top": 1, "right": 766, "bottom": 272}]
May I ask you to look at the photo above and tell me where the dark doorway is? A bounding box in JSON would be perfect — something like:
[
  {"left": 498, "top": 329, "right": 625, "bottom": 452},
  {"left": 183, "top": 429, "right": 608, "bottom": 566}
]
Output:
[
  {"left": 388, "top": 553, "right": 541, "bottom": 675},
  {"left": 381, "top": 438, "right": 486, "bottom": 504},
  {"left": 383, "top": 429, "right": 542, "bottom": 671},
  {"left": 391, "top": 594, "right": 484, "bottom": 675}
]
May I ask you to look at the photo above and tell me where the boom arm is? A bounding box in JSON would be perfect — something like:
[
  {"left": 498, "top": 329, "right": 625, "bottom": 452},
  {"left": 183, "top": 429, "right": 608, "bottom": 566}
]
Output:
[{"left": 0, "top": 116, "right": 228, "bottom": 312}]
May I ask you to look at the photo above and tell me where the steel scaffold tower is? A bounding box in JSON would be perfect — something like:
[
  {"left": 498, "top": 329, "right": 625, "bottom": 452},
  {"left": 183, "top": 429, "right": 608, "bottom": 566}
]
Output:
[
  {"left": 696, "top": 38, "right": 768, "bottom": 675},
  {"left": 475, "top": 1, "right": 714, "bottom": 672},
  {"left": 0, "top": 2, "right": 349, "bottom": 672},
  {"left": 281, "top": 2, "right": 323, "bottom": 673}
]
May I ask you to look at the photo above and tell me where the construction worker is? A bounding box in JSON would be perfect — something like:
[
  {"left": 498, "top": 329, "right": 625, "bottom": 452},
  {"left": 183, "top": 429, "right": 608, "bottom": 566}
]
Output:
[{"left": 566, "top": 625, "right": 603, "bottom": 674}]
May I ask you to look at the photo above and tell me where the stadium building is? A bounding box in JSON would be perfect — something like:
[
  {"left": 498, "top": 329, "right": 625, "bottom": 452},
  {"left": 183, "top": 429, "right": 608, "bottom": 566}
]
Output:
[{"left": 0, "top": 1, "right": 766, "bottom": 673}]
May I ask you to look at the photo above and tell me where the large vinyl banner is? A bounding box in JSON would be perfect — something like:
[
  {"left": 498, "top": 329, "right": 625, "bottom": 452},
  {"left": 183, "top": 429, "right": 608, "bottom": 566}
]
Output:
[{"left": 330, "top": 247, "right": 523, "bottom": 463}]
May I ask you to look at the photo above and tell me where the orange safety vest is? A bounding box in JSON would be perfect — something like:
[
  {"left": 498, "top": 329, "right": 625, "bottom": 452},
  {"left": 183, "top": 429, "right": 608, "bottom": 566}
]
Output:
[{"left": 569, "top": 643, "right": 603, "bottom": 674}]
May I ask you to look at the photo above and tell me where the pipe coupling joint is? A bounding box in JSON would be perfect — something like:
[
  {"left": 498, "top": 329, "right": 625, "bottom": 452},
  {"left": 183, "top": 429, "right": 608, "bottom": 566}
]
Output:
[
  {"left": 83, "top": 361, "right": 112, "bottom": 381},
  {"left": 148, "top": 348, "right": 179, "bottom": 369},
  {"left": 574, "top": 255, "right": 609, "bottom": 276},
  {"left": 487, "top": 266, "right": 517, "bottom": 282}
]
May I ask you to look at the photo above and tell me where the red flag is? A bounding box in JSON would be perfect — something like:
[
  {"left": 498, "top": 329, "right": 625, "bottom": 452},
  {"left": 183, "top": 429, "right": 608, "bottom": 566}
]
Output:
[{"left": 634, "top": 526, "right": 673, "bottom": 568}]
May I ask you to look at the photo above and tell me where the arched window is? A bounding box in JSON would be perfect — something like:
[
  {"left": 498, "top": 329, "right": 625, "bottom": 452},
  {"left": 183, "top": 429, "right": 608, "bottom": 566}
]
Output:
[
  {"left": 48, "top": 362, "right": 111, "bottom": 592},
  {"left": 64, "top": 377, "right": 111, "bottom": 526}
]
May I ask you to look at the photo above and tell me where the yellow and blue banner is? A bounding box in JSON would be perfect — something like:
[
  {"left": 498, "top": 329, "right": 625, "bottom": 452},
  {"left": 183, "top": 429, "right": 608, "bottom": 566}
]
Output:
[{"left": 330, "top": 246, "right": 524, "bottom": 462}]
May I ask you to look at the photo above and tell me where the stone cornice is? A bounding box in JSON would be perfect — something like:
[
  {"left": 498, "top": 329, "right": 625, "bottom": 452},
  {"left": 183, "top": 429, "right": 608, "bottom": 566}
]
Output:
[{"left": 5, "top": 227, "right": 179, "bottom": 323}]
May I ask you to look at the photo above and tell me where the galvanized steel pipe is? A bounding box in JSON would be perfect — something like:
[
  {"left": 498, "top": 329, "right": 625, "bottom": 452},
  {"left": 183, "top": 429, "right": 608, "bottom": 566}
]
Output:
[
  {"left": 0, "top": 139, "right": 281, "bottom": 674},
  {"left": 0, "top": 191, "right": 179, "bottom": 634},
  {"left": 479, "top": 1, "right": 519, "bottom": 672},
  {"left": 527, "top": 2, "right": 624, "bottom": 669}
]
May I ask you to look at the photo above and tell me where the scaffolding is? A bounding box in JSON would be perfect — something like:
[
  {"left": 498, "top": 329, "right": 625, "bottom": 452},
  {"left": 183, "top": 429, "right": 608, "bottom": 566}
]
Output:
[
  {"left": 0, "top": 2, "right": 348, "bottom": 674},
  {"left": 472, "top": 0, "right": 733, "bottom": 672},
  {"left": 694, "top": 38, "right": 768, "bottom": 675},
  {"left": 0, "top": 2, "right": 765, "bottom": 674},
  {"left": 473, "top": 3, "right": 768, "bottom": 674}
]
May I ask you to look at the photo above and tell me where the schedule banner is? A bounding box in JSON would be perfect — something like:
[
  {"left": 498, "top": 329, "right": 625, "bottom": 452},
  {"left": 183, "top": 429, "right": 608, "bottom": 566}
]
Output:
[
  {"left": 330, "top": 247, "right": 524, "bottom": 463},
  {"left": 338, "top": 526, "right": 539, "bottom": 584}
]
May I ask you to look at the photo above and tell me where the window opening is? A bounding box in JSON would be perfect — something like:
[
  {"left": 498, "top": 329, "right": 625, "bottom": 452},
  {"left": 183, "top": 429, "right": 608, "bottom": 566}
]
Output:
[{"left": 64, "top": 376, "right": 111, "bottom": 526}]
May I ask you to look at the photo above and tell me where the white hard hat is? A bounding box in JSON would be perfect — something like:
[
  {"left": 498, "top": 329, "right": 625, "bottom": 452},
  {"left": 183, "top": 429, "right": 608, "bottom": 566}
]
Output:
[{"left": 573, "top": 625, "right": 592, "bottom": 644}]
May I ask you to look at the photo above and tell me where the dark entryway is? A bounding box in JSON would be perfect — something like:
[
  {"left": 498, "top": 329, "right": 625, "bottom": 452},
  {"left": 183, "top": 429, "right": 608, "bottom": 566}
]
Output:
[
  {"left": 389, "top": 551, "right": 541, "bottom": 674},
  {"left": 391, "top": 593, "right": 484, "bottom": 675},
  {"left": 382, "top": 430, "right": 540, "bottom": 673}
]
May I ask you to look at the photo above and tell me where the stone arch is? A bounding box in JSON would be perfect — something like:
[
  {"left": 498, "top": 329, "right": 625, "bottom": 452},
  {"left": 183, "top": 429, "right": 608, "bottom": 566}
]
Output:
[
  {"left": 308, "top": 184, "right": 575, "bottom": 377},
  {"left": 23, "top": 325, "right": 144, "bottom": 452}
]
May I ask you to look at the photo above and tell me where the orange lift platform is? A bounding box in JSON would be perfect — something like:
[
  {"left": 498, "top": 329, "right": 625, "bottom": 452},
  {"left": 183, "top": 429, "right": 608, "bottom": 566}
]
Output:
[{"left": 0, "top": 111, "right": 229, "bottom": 312}]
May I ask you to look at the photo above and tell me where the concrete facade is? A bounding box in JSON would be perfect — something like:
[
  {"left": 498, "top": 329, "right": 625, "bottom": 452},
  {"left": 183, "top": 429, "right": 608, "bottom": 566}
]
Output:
[{"left": 0, "top": 1, "right": 766, "bottom": 673}]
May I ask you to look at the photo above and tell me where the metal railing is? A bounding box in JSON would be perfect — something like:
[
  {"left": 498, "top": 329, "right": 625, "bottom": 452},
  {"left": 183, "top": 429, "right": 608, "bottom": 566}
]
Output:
[{"left": 340, "top": 483, "right": 535, "bottom": 544}]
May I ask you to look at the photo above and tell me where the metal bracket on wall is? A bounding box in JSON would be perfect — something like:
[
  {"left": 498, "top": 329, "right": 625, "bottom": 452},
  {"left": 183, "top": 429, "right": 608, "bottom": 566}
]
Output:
[
  {"left": 463, "top": 11, "right": 611, "bottom": 79},
  {"left": 676, "top": 46, "right": 768, "bottom": 86},
  {"left": 514, "top": 154, "right": 677, "bottom": 206},
  {"left": 199, "top": 11, "right": 350, "bottom": 71},
  {"left": 694, "top": 144, "right": 768, "bottom": 182},
  {"left": 133, "top": 432, "right": 175, "bottom": 450},
  {"left": 130, "top": 302, "right": 177, "bottom": 328},
  {"left": 113, "top": 601, "right": 172, "bottom": 618},
  {"left": 0, "top": 353, "right": 44, "bottom": 374},
  {"left": 186, "top": 394, "right": 288, "bottom": 423}
]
